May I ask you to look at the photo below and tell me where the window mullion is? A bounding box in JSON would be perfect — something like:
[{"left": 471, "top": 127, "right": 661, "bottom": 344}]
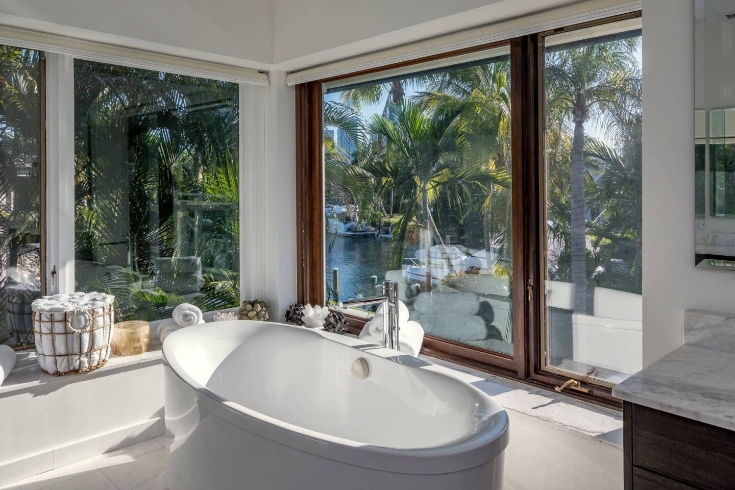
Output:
[
  {"left": 509, "top": 34, "right": 543, "bottom": 380},
  {"left": 45, "top": 53, "right": 75, "bottom": 295}
]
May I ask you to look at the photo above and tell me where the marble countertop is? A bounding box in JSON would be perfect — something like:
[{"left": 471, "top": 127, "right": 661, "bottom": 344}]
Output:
[{"left": 612, "top": 344, "right": 735, "bottom": 431}]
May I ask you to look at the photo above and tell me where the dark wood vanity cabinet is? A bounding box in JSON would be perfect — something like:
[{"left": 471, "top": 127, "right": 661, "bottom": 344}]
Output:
[{"left": 624, "top": 402, "right": 735, "bottom": 490}]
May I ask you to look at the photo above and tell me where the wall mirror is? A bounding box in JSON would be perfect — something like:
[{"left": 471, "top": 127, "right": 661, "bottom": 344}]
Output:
[{"left": 694, "top": 0, "right": 735, "bottom": 269}]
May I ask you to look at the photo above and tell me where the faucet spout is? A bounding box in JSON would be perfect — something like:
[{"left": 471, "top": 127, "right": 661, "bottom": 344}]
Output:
[{"left": 382, "top": 281, "right": 399, "bottom": 350}]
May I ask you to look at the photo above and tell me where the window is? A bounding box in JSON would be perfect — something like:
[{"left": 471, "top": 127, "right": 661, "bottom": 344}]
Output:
[
  {"left": 324, "top": 51, "right": 514, "bottom": 356},
  {"left": 543, "top": 22, "right": 643, "bottom": 386},
  {"left": 73, "top": 60, "right": 241, "bottom": 321},
  {"left": 297, "top": 12, "right": 642, "bottom": 405},
  {"left": 0, "top": 45, "right": 43, "bottom": 348}
]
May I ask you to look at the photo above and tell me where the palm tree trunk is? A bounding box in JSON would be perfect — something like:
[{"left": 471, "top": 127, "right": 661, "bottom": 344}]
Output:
[
  {"left": 428, "top": 209, "right": 445, "bottom": 247},
  {"left": 422, "top": 184, "right": 432, "bottom": 292},
  {"left": 390, "top": 81, "right": 405, "bottom": 104},
  {"left": 571, "top": 117, "right": 587, "bottom": 313}
]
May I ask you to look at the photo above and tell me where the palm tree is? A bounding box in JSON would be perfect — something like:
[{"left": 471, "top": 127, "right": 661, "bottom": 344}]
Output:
[
  {"left": 323, "top": 101, "right": 375, "bottom": 221},
  {"left": 418, "top": 59, "right": 513, "bottom": 271},
  {"left": 367, "top": 101, "right": 508, "bottom": 286},
  {"left": 339, "top": 80, "right": 407, "bottom": 113},
  {"left": 74, "top": 62, "right": 242, "bottom": 320},
  {"left": 545, "top": 36, "right": 640, "bottom": 313},
  {"left": 585, "top": 73, "right": 642, "bottom": 294}
]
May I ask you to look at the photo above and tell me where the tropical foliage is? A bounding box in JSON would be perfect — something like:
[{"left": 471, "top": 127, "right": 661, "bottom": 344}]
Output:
[
  {"left": 74, "top": 60, "right": 241, "bottom": 321},
  {"left": 325, "top": 32, "right": 642, "bottom": 307}
]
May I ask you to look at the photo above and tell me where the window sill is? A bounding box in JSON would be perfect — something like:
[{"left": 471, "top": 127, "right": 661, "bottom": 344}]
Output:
[
  {"left": 422, "top": 354, "right": 623, "bottom": 448},
  {"left": 0, "top": 342, "right": 163, "bottom": 398},
  {"left": 335, "top": 329, "right": 622, "bottom": 448},
  {"left": 0, "top": 307, "right": 240, "bottom": 397}
]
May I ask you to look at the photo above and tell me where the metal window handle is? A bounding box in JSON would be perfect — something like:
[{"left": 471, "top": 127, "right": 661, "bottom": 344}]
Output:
[
  {"left": 555, "top": 379, "right": 591, "bottom": 395},
  {"left": 51, "top": 265, "right": 57, "bottom": 286}
]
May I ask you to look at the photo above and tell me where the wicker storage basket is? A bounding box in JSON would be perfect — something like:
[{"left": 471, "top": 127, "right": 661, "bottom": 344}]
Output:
[{"left": 32, "top": 292, "right": 115, "bottom": 375}]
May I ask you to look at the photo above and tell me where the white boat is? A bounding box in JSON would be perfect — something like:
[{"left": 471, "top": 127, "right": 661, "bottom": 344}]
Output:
[
  {"left": 327, "top": 217, "right": 376, "bottom": 237},
  {"left": 402, "top": 246, "right": 497, "bottom": 284},
  {"left": 325, "top": 204, "right": 348, "bottom": 215}
]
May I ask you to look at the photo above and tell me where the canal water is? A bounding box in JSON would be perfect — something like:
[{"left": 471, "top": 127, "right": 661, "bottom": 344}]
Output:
[{"left": 325, "top": 236, "right": 417, "bottom": 301}]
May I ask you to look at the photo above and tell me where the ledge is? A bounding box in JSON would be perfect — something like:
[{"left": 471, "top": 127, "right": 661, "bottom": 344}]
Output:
[
  {"left": 0, "top": 342, "right": 163, "bottom": 398},
  {"left": 0, "top": 308, "right": 241, "bottom": 397},
  {"left": 421, "top": 355, "right": 623, "bottom": 448}
]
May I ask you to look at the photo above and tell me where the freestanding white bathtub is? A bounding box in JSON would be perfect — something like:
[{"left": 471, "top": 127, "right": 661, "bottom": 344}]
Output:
[{"left": 163, "top": 321, "right": 509, "bottom": 490}]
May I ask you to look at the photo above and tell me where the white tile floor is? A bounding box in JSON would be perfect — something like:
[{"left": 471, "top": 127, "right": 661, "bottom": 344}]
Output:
[{"left": 1, "top": 437, "right": 170, "bottom": 490}]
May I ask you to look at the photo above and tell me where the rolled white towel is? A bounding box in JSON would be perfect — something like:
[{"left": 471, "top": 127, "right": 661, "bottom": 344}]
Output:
[
  {"left": 172, "top": 304, "right": 204, "bottom": 327},
  {"left": 157, "top": 319, "right": 182, "bottom": 343},
  {"left": 0, "top": 345, "right": 16, "bottom": 386},
  {"left": 367, "top": 300, "right": 409, "bottom": 338},
  {"left": 413, "top": 292, "right": 480, "bottom": 316},
  {"left": 414, "top": 315, "right": 489, "bottom": 342},
  {"left": 359, "top": 320, "right": 424, "bottom": 357}
]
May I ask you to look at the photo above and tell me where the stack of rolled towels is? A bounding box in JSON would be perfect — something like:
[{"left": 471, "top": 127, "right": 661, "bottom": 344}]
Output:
[
  {"left": 157, "top": 303, "right": 205, "bottom": 342},
  {"left": 0, "top": 344, "right": 16, "bottom": 386},
  {"left": 32, "top": 292, "right": 115, "bottom": 374},
  {"left": 359, "top": 300, "right": 424, "bottom": 357},
  {"left": 410, "top": 291, "right": 494, "bottom": 343}
]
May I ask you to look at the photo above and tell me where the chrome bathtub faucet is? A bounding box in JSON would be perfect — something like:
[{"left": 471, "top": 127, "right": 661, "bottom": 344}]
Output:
[{"left": 339, "top": 281, "right": 399, "bottom": 350}]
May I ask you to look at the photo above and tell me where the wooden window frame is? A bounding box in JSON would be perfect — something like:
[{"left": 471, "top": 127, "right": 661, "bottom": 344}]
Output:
[{"left": 295, "top": 11, "right": 641, "bottom": 409}]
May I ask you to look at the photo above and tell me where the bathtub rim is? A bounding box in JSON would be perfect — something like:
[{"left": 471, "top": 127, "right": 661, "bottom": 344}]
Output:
[{"left": 163, "top": 321, "right": 510, "bottom": 475}]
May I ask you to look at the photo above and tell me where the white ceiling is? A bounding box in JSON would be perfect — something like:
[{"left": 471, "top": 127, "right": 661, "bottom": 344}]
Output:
[{"left": 0, "top": 0, "right": 583, "bottom": 70}]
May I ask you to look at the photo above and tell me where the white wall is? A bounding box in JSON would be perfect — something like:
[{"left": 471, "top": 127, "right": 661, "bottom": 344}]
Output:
[
  {"left": 0, "top": 361, "right": 164, "bottom": 487},
  {"left": 263, "top": 71, "right": 297, "bottom": 319},
  {"left": 503, "top": 411, "right": 622, "bottom": 490},
  {"left": 0, "top": 0, "right": 273, "bottom": 67},
  {"left": 642, "top": 0, "right": 735, "bottom": 366}
]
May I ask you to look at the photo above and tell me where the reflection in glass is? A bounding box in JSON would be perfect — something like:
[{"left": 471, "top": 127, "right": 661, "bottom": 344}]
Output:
[
  {"left": 0, "top": 46, "right": 42, "bottom": 347},
  {"left": 544, "top": 24, "right": 643, "bottom": 384},
  {"left": 324, "top": 52, "right": 514, "bottom": 355},
  {"left": 695, "top": 109, "right": 706, "bottom": 218},
  {"left": 74, "top": 61, "right": 240, "bottom": 321},
  {"left": 709, "top": 109, "right": 735, "bottom": 217}
]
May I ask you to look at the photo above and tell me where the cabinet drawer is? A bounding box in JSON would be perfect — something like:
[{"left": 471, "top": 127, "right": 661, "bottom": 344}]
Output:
[
  {"left": 633, "top": 467, "right": 699, "bottom": 490},
  {"left": 632, "top": 405, "right": 735, "bottom": 490}
]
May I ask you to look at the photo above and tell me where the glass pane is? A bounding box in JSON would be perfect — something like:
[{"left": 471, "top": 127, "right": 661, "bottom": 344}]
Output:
[
  {"left": 74, "top": 61, "right": 240, "bottom": 321},
  {"left": 0, "top": 46, "right": 42, "bottom": 348},
  {"left": 544, "top": 23, "right": 642, "bottom": 384},
  {"left": 324, "top": 51, "right": 514, "bottom": 355}
]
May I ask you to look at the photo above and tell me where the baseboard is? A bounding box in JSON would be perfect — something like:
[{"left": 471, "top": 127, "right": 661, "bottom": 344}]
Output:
[{"left": 0, "top": 417, "right": 164, "bottom": 487}]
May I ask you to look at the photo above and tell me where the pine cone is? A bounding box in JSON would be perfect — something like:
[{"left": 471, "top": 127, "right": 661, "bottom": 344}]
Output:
[
  {"left": 239, "top": 300, "right": 270, "bottom": 321},
  {"left": 323, "top": 310, "right": 347, "bottom": 334},
  {"left": 285, "top": 303, "right": 306, "bottom": 326}
]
